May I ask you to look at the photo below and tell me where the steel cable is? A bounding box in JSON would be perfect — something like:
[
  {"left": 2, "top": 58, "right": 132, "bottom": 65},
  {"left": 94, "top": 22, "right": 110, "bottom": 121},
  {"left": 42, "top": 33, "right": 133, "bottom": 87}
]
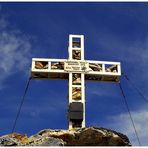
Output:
[
  {"left": 11, "top": 76, "right": 32, "bottom": 133},
  {"left": 122, "top": 72, "right": 148, "bottom": 103},
  {"left": 118, "top": 82, "right": 142, "bottom": 146}
]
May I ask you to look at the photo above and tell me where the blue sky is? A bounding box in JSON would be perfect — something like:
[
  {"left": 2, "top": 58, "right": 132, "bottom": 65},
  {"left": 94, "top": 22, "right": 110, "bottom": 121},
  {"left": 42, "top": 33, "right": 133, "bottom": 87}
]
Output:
[{"left": 0, "top": 2, "right": 148, "bottom": 146}]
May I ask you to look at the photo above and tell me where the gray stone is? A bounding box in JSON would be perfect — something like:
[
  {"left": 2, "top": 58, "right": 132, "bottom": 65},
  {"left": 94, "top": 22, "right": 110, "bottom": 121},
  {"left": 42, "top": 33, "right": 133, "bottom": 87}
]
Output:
[
  {"left": 29, "top": 134, "right": 65, "bottom": 146},
  {"left": 36, "top": 137, "right": 65, "bottom": 146}
]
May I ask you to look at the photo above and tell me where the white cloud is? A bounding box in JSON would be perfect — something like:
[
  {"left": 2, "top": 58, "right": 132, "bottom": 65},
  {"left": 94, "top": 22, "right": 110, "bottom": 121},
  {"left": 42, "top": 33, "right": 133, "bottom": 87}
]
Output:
[
  {"left": 0, "top": 15, "right": 32, "bottom": 89},
  {"left": 107, "top": 108, "right": 148, "bottom": 146}
]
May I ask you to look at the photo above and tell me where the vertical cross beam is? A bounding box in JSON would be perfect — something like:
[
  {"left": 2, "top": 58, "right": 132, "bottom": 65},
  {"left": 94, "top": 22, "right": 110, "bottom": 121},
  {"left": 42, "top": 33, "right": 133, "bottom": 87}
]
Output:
[{"left": 68, "top": 35, "right": 85, "bottom": 129}]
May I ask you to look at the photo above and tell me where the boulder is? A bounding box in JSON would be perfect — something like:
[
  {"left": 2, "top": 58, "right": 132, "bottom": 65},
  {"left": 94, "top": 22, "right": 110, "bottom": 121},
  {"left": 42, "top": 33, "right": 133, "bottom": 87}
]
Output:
[{"left": 0, "top": 127, "right": 131, "bottom": 146}]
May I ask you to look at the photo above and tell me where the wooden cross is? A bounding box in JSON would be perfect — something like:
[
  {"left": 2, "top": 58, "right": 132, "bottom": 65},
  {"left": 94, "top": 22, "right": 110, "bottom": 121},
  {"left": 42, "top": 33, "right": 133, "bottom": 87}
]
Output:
[{"left": 31, "top": 34, "right": 121, "bottom": 129}]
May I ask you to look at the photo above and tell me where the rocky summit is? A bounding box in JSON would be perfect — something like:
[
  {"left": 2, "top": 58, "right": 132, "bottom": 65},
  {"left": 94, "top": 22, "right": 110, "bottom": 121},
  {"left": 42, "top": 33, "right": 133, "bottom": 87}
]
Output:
[{"left": 0, "top": 127, "right": 131, "bottom": 146}]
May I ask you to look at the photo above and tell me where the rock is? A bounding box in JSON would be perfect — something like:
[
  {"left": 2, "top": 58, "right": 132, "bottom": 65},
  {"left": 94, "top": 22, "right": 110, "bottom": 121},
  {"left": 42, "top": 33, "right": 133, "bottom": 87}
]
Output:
[
  {"left": 29, "top": 135, "right": 65, "bottom": 146},
  {"left": 73, "top": 77, "right": 81, "bottom": 84},
  {"left": 72, "top": 74, "right": 81, "bottom": 84},
  {"left": 35, "top": 61, "right": 48, "bottom": 69},
  {"left": 89, "top": 63, "right": 102, "bottom": 71},
  {"left": 0, "top": 135, "right": 18, "bottom": 146},
  {"left": 35, "top": 61, "right": 44, "bottom": 69},
  {"left": 51, "top": 62, "right": 64, "bottom": 70},
  {"left": 73, "top": 50, "right": 81, "bottom": 60},
  {"left": 106, "top": 65, "right": 117, "bottom": 72},
  {"left": 72, "top": 88, "right": 81, "bottom": 100},
  {"left": 0, "top": 133, "right": 30, "bottom": 146},
  {"left": 0, "top": 127, "right": 131, "bottom": 146}
]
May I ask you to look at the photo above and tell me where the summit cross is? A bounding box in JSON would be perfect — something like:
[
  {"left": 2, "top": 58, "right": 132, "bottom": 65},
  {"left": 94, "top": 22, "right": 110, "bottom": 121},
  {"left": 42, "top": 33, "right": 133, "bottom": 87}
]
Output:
[{"left": 31, "top": 34, "right": 121, "bottom": 129}]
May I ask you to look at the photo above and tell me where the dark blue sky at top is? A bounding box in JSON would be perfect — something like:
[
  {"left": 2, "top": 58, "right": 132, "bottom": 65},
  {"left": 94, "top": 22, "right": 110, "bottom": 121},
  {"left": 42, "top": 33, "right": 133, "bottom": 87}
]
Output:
[{"left": 0, "top": 2, "right": 148, "bottom": 145}]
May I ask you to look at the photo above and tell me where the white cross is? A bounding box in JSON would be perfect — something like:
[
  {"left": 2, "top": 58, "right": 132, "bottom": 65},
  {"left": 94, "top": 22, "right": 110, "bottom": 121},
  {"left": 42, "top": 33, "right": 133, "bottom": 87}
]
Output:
[{"left": 31, "top": 34, "right": 121, "bottom": 129}]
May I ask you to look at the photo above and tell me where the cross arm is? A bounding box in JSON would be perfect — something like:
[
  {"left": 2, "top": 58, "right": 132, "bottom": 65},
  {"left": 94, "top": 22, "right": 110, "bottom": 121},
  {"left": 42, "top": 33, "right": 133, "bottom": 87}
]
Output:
[
  {"left": 31, "top": 58, "right": 69, "bottom": 80},
  {"left": 85, "top": 60, "right": 121, "bottom": 82},
  {"left": 31, "top": 58, "right": 121, "bottom": 82}
]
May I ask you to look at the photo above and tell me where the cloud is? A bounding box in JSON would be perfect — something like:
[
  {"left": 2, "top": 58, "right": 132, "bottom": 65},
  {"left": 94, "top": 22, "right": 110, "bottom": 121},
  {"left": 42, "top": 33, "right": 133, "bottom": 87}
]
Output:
[
  {"left": 0, "top": 15, "right": 32, "bottom": 89},
  {"left": 107, "top": 108, "right": 148, "bottom": 146}
]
